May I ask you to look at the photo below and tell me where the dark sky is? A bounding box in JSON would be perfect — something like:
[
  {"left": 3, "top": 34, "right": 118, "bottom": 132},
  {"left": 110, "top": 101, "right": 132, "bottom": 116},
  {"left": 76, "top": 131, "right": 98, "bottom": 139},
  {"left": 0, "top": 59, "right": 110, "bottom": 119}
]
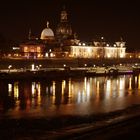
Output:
[{"left": 0, "top": 0, "right": 139, "bottom": 51}]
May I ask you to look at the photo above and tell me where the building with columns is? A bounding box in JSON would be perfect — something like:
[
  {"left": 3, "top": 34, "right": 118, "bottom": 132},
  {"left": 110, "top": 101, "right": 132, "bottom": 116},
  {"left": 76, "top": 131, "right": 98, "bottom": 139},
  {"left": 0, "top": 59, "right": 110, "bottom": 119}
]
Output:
[
  {"left": 19, "top": 7, "right": 126, "bottom": 59},
  {"left": 70, "top": 39, "right": 126, "bottom": 58}
]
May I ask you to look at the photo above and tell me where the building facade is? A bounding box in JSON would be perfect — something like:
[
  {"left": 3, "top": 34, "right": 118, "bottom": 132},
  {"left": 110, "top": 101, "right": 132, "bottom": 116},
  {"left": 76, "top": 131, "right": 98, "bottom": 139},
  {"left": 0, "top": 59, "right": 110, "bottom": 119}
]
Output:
[
  {"left": 70, "top": 40, "right": 126, "bottom": 58},
  {"left": 19, "top": 7, "right": 127, "bottom": 59}
]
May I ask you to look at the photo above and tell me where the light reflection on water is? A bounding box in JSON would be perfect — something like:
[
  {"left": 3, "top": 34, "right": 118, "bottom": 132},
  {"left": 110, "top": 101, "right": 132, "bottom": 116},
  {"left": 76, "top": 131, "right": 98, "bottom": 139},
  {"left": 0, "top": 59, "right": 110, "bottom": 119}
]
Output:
[{"left": 0, "top": 74, "right": 140, "bottom": 118}]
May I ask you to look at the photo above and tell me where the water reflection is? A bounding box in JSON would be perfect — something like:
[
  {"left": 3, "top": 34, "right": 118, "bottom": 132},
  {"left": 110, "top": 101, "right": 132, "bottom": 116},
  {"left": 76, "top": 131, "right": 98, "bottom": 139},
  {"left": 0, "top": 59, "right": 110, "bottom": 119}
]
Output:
[{"left": 0, "top": 74, "right": 140, "bottom": 117}]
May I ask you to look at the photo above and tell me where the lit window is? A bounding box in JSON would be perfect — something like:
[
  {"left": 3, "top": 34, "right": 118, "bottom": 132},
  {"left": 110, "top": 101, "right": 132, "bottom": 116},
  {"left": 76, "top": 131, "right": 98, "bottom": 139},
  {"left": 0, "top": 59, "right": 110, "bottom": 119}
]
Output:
[
  {"left": 24, "top": 47, "right": 28, "bottom": 52},
  {"left": 37, "top": 47, "right": 41, "bottom": 52}
]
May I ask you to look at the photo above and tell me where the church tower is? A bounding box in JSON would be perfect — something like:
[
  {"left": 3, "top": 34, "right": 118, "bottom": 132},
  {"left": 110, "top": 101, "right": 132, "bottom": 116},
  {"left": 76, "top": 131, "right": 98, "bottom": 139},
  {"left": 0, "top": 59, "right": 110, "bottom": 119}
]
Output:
[{"left": 56, "top": 6, "right": 72, "bottom": 42}]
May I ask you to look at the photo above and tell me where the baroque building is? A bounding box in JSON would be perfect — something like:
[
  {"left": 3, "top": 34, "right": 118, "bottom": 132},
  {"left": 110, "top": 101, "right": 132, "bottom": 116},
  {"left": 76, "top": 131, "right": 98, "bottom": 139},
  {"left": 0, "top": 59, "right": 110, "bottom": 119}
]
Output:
[
  {"left": 56, "top": 7, "right": 72, "bottom": 42},
  {"left": 70, "top": 38, "right": 126, "bottom": 58},
  {"left": 19, "top": 7, "right": 126, "bottom": 59}
]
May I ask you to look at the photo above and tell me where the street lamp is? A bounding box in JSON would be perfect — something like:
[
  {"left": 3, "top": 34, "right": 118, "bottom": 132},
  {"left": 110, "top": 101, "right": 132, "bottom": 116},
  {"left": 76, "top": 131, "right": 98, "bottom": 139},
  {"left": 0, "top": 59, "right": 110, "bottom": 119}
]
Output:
[
  {"left": 31, "top": 64, "right": 35, "bottom": 71},
  {"left": 8, "top": 65, "right": 12, "bottom": 73}
]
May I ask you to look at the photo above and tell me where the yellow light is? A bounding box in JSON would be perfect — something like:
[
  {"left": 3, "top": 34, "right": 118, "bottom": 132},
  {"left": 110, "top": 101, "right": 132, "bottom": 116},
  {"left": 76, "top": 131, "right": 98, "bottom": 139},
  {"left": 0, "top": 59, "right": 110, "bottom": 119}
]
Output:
[
  {"left": 50, "top": 53, "right": 54, "bottom": 57},
  {"left": 8, "top": 83, "right": 12, "bottom": 96},
  {"left": 96, "top": 81, "right": 100, "bottom": 101},
  {"left": 84, "top": 64, "right": 87, "bottom": 67},
  {"left": 37, "top": 47, "right": 41, "bottom": 52},
  {"left": 14, "top": 82, "right": 19, "bottom": 99},
  {"left": 52, "top": 81, "right": 56, "bottom": 96},
  {"left": 82, "top": 43, "right": 86, "bottom": 46},
  {"left": 31, "top": 64, "right": 35, "bottom": 70},
  {"left": 62, "top": 80, "right": 66, "bottom": 95},
  {"left": 87, "top": 48, "right": 91, "bottom": 53},
  {"left": 32, "top": 82, "right": 36, "bottom": 97},
  {"left": 107, "top": 54, "right": 111, "bottom": 58},
  {"left": 8, "top": 65, "right": 12, "bottom": 69},
  {"left": 45, "top": 53, "right": 48, "bottom": 57},
  {"left": 138, "top": 74, "right": 140, "bottom": 89},
  {"left": 128, "top": 77, "right": 132, "bottom": 90}
]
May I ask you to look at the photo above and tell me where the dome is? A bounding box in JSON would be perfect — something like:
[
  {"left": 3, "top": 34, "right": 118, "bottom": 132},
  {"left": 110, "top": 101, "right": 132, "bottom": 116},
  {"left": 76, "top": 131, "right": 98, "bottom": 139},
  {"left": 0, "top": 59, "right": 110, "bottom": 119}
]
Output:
[{"left": 40, "top": 22, "right": 54, "bottom": 40}]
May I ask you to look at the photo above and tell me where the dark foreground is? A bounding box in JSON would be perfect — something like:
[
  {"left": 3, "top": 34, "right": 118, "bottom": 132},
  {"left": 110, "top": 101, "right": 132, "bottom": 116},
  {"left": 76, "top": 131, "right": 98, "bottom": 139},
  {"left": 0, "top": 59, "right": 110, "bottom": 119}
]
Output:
[{"left": 1, "top": 104, "right": 140, "bottom": 139}]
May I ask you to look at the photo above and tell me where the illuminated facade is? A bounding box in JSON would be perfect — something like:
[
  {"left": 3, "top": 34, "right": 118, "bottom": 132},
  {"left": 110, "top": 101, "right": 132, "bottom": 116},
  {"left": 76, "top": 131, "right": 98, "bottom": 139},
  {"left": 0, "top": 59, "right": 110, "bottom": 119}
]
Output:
[
  {"left": 70, "top": 40, "right": 126, "bottom": 58},
  {"left": 40, "top": 21, "right": 55, "bottom": 41},
  {"left": 56, "top": 6, "right": 73, "bottom": 41},
  {"left": 20, "top": 41, "right": 45, "bottom": 58},
  {"left": 19, "top": 7, "right": 127, "bottom": 59}
]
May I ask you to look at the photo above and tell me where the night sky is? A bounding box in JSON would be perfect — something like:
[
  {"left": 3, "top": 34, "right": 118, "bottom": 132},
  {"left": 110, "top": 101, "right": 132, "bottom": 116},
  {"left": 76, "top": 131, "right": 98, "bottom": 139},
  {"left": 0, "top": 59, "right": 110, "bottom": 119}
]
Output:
[{"left": 0, "top": 0, "right": 139, "bottom": 51}]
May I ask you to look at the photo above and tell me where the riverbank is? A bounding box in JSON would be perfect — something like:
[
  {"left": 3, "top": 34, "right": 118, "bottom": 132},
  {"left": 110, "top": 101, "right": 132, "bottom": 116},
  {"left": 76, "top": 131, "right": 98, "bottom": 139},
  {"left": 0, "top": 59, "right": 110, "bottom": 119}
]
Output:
[
  {"left": 1, "top": 104, "right": 140, "bottom": 139},
  {"left": 0, "top": 67, "right": 139, "bottom": 80}
]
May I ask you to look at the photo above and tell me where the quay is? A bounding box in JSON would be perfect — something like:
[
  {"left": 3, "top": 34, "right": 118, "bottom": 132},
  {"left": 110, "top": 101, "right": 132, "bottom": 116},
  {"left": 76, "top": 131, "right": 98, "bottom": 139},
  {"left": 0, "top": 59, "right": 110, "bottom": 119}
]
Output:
[
  {"left": 0, "top": 65, "right": 139, "bottom": 80},
  {"left": 0, "top": 58, "right": 140, "bottom": 79}
]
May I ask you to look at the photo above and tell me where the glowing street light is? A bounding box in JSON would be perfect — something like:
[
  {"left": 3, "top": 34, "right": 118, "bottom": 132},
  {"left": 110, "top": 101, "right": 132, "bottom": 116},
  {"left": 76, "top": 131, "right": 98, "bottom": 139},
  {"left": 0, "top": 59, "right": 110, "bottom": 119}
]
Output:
[
  {"left": 31, "top": 64, "right": 35, "bottom": 71},
  {"left": 84, "top": 64, "right": 87, "bottom": 67},
  {"left": 8, "top": 65, "right": 12, "bottom": 73},
  {"left": 78, "top": 43, "right": 81, "bottom": 46},
  {"left": 82, "top": 43, "right": 86, "bottom": 46}
]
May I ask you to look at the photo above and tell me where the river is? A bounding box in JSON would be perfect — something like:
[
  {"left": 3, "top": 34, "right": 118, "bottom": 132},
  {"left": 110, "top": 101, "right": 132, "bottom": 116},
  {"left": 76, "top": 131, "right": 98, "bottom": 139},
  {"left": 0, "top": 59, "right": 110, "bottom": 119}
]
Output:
[{"left": 0, "top": 74, "right": 140, "bottom": 119}]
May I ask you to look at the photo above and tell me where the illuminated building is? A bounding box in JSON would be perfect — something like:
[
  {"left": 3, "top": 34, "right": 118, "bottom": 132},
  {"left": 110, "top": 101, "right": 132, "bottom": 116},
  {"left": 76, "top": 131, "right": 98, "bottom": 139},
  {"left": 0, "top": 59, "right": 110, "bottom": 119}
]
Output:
[
  {"left": 20, "top": 7, "right": 78, "bottom": 58},
  {"left": 55, "top": 6, "right": 79, "bottom": 48},
  {"left": 20, "top": 40, "right": 45, "bottom": 58},
  {"left": 19, "top": 7, "right": 127, "bottom": 59},
  {"left": 40, "top": 21, "right": 55, "bottom": 41},
  {"left": 56, "top": 6, "right": 72, "bottom": 42},
  {"left": 70, "top": 39, "right": 126, "bottom": 58}
]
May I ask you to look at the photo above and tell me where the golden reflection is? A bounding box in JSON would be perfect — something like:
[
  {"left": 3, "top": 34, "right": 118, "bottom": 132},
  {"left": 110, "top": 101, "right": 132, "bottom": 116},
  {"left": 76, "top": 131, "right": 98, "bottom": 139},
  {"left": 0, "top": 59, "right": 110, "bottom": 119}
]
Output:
[
  {"left": 119, "top": 77, "right": 125, "bottom": 90},
  {"left": 14, "top": 82, "right": 19, "bottom": 99},
  {"left": 32, "top": 82, "right": 36, "bottom": 97},
  {"left": 118, "top": 77, "right": 125, "bottom": 97},
  {"left": 62, "top": 80, "right": 66, "bottom": 95},
  {"left": 138, "top": 75, "right": 140, "bottom": 90},
  {"left": 96, "top": 81, "right": 100, "bottom": 101},
  {"left": 128, "top": 77, "right": 132, "bottom": 90},
  {"left": 8, "top": 83, "right": 12, "bottom": 96},
  {"left": 37, "top": 82, "right": 41, "bottom": 105},
  {"left": 52, "top": 81, "right": 56, "bottom": 96},
  {"left": 37, "top": 82, "right": 41, "bottom": 96},
  {"left": 135, "top": 76, "right": 138, "bottom": 86},
  {"left": 86, "top": 82, "right": 90, "bottom": 101},
  {"left": 52, "top": 81, "right": 56, "bottom": 104},
  {"left": 106, "top": 80, "right": 111, "bottom": 99},
  {"left": 68, "top": 79, "right": 71, "bottom": 96},
  {"left": 84, "top": 77, "right": 87, "bottom": 91}
]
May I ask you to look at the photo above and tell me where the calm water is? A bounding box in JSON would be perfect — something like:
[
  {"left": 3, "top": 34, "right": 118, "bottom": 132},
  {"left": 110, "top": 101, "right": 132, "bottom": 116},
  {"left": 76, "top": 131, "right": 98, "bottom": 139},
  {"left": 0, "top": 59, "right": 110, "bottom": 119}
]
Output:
[{"left": 0, "top": 75, "right": 140, "bottom": 119}]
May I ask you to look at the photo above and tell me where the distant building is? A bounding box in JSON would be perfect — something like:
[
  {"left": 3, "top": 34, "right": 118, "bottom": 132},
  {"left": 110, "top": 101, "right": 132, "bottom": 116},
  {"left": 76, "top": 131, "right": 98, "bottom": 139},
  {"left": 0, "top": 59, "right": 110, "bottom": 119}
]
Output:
[
  {"left": 20, "top": 7, "right": 78, "bottom": 58},
  {"left": 19, "top": 7, "right": 127, "bottom": 59},
  {"left": 20, "top": 40, "right": 45, "bottom": 58},
  {"left": 70, "top": 38, "right": 126, "bottom": 58}
]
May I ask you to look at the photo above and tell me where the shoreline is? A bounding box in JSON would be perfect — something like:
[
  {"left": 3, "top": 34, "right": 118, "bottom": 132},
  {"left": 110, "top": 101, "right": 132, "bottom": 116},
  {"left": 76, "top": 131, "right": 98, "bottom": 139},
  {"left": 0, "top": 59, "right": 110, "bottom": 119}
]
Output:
[
  {"left": 0, "top": 68, "right": 139, "bottom": 80},
  {"left": 1, "top": 104, "right": 140, "bottom": 139}
]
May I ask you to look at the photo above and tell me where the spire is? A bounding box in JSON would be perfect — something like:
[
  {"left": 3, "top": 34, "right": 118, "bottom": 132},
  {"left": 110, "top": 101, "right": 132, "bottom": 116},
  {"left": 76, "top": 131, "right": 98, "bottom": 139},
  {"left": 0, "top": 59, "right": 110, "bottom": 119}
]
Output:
[
  {"left": 47, "top": 21, "right": 49, "bottom": 28},
  {"left": 61, "top": 6, "right": 68, "bottom": 22},
  {"left": 28, "top": 28, "right": 32, "bottom": 40}
]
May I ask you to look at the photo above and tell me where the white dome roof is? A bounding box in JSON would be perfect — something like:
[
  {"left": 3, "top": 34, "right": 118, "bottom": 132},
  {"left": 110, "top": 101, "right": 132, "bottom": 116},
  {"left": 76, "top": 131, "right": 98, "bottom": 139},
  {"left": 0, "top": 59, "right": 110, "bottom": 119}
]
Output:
[{"left": 40, "top": 27, "right": 54, "bottom": 40}]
